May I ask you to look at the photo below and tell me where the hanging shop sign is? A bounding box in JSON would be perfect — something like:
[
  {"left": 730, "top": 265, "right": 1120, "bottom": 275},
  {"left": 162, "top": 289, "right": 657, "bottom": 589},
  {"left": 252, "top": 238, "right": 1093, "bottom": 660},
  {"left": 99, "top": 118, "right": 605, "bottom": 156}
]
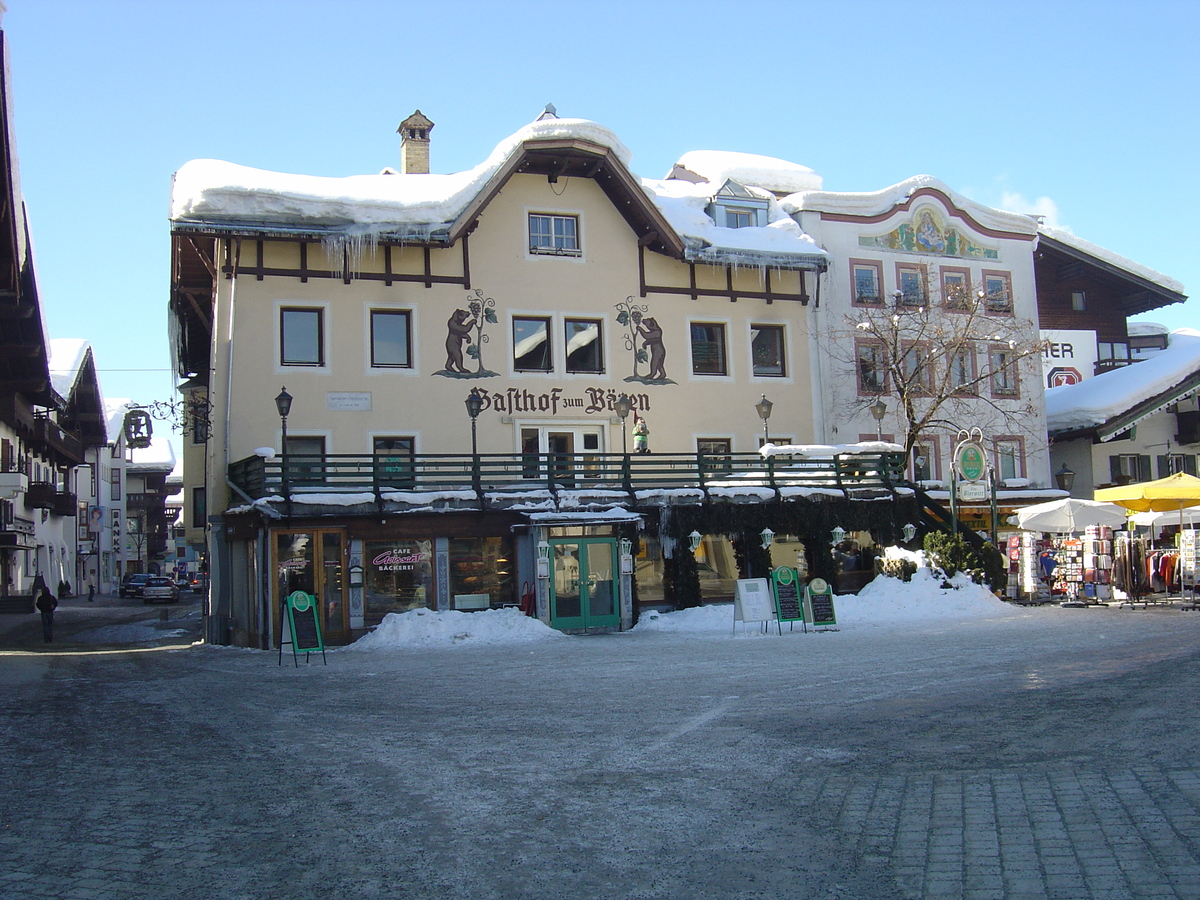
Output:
[{"left": 954, "top": 440, "right": 988, "bottom": 483}]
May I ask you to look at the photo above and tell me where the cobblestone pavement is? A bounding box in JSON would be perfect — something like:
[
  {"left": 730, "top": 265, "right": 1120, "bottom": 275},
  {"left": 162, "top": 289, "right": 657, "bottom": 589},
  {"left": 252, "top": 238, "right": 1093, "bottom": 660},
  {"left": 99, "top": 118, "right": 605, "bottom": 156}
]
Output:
[{"left": 0, "top": 600, "right": 1198, "bottom": 899}]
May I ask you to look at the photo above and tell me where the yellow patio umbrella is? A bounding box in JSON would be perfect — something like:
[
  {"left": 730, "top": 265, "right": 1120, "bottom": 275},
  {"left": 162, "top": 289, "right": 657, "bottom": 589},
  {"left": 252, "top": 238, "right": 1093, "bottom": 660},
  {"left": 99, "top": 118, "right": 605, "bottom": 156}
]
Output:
[{"left": 1094, "top": 472, "right": 1200, "bottom": 513}]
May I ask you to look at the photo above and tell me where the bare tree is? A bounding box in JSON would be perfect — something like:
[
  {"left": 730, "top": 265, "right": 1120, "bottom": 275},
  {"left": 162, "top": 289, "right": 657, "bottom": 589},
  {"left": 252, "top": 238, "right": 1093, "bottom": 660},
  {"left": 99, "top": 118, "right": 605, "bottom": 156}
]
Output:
[{"left": 831, "top": 280, "right": 1049, "bottom": 458}]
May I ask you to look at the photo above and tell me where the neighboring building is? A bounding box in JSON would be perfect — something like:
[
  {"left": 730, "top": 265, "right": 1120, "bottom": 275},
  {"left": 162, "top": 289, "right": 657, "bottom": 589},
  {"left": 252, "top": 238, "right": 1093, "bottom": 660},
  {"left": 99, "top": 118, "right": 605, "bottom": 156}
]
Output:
[
  {"left": 169, "top": 110, "right": 931, "bottom": 647},
  {"left": 1047, "top": 329, "right": 1200, "bottom": 498},
  {"left": 786, "top": 177, "right": 1055, "bottom": 532},
  {"left": 125, "top": 436, "right": 178, "bottom": 576},
  {"left": 1036, "top": 226, "right": 1186, "bottom": 386},
  {"left": 0, "top": 23, "right": 105, "bottom": 608}
]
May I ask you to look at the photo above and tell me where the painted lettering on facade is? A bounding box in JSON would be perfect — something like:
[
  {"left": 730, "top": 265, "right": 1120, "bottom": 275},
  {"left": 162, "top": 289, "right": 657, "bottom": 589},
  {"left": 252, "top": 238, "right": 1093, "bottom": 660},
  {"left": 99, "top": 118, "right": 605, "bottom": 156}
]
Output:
[{"left": 469, "top": 386, "right": 651, "bottom": 416}]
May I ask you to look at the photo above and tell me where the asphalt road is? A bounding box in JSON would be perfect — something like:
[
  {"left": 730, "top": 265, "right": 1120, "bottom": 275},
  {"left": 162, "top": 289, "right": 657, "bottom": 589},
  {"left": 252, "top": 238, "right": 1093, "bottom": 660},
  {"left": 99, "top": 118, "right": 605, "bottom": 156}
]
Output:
[{"left": 1, "top": 597, "right": 1198, "bottom": 899}]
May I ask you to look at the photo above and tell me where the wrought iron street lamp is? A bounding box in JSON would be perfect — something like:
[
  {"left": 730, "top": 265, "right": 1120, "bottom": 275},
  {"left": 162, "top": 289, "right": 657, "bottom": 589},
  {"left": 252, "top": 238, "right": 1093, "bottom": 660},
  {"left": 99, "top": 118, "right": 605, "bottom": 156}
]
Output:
[
  {"left": 870, "top": 397, "right": 887, "bottom": 440},
  {"left": 614, "top": 393, "right": 632, "bottom": 455},
  {"left": 275, "top": 387, "right": 293, "bottom": 517},
  {"left": 1055, "top": 463, "right": 1075, "bottom": 493},
  {"left": 465, "top": 391, "right": 484, "bottom": 497},
  {"left": 755, "top": 394, "right": 773, "bottom": 445}
]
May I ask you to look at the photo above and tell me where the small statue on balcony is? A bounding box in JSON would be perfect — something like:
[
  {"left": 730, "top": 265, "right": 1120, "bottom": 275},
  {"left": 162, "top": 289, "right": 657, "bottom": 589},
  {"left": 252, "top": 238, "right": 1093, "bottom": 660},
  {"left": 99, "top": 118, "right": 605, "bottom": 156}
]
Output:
[{"left": 633, "top": 412, "right": 650, "bottom": 454}]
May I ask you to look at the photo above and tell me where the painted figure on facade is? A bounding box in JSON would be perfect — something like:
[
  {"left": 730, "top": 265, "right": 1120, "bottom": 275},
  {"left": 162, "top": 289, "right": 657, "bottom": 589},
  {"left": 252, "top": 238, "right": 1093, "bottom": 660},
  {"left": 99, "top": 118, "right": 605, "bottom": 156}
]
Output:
[
  {"left": 633, "top": 411, "right": 650, "bottom": 453},
  {"left": 444, "top": 309, "right": 476, "bottom": 374},
  {"left": 638, "top": 317, "right": 668, "bottom": 381}
]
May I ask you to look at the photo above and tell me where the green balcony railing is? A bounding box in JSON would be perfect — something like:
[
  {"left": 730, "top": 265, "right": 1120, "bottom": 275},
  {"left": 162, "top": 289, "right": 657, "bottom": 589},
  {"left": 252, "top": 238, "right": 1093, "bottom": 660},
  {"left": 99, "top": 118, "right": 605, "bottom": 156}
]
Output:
[{"left": 228, "top": 450, "right": 908, "bottom": 506}]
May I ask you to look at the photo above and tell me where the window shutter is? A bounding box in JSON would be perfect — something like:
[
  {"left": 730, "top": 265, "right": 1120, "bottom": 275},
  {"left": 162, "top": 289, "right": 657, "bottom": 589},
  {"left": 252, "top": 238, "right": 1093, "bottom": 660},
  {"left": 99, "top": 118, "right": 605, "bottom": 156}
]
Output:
[
  {"left": 1110, "top": 456, "right": 1121, "bottom": 482},
  {"left": 1157, "top": 455, "right": 1170, "bottom": 479},
  {"left": 1138, "top": 455, "right": 1152, "bottom": 482},
  {"left": 1187, "top": 455, "right": 1198, "bottom": 476}
]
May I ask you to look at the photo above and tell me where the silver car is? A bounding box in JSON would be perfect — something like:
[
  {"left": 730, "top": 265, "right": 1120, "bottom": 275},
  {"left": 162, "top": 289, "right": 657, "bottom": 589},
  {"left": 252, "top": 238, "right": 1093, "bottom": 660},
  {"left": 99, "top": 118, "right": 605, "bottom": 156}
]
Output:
[{"left": 141, "top": 576, "right": 180, "bottom": 604}]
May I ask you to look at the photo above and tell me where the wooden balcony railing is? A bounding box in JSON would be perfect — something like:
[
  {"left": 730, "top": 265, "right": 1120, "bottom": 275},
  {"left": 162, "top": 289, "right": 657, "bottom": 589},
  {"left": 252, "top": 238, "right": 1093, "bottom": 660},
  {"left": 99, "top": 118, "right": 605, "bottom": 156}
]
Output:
[{"left": 228, "top": 450, "right": 908, "bottom": 507}]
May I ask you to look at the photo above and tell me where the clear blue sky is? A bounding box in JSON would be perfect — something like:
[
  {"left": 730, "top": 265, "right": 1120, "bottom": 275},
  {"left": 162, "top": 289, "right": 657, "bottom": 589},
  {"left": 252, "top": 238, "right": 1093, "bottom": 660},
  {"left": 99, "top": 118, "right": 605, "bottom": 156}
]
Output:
[{"left": 7, "top": 0, "right": 1198, "bottom": 429}]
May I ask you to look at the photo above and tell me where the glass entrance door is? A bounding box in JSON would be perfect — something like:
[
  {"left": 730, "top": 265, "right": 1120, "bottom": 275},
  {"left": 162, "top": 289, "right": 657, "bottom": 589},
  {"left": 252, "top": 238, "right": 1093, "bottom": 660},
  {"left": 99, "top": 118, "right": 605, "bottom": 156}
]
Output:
[
  {"left": 550, "top": 538, "right": 618, "bottom": 631},
  {"left": 274, "top": 530, "right": 347, "bottom": 644},
  {"left": 520, "top": 426, "right": 605, "bottom": 485}
]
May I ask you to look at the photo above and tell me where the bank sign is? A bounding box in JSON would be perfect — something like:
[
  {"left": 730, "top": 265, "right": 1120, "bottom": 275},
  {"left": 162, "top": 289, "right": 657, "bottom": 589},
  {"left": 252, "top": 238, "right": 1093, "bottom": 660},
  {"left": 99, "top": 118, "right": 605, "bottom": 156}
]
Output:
[{"left": 1040, "top": 330, "right": 1096, "bottom": 387}]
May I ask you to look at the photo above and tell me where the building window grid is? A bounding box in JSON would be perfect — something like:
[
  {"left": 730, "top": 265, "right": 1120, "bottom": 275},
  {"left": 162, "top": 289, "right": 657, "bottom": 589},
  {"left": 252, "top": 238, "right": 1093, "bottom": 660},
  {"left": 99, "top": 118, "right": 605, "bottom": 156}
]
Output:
[
  {"left": 690, "top": 323, "right": 728, "bottom": 376},
  {"left": 989, "top": 346, "right": 1019, "bottom": 397},
  {"left": 901, "top": 341, "right": 934, "bottom": 395},
  {"left": 856, "top": 341, "right": 887, "bottom": 394},
  {"left": 370, "top": 310, "right": 413, "bottom": 368},
  {"left": 850, "top": 259, "right": 883, "bottom": 306},
  {"left": 750, "top": 324, "right": 786, "bottom": 377},
  {"left": 528, "top": 214, "right": 580, "bottom": 256},
  {"left": 940, "top": 266, "right": 971, "bottom": 310},
  {"left": 994, "top": 438, "right": 1024, "bottom": 482},
  {"left": 983, "top": 271, "right": 1013, "bottom": 314},
  {"left": 949, "top": 346, "right": 977, "bottom": 394},
  {"left": 280, "top": 307, "right": 325, "bottom": 367},
  {"left": 564, "top": 318, "right": 604, "bottom": 374},
  {"left": 896, "top": 264, "right": 927, "bottom": 307},
  {"left": 513, "top": 316, "right": 553, "bottom": 372}
]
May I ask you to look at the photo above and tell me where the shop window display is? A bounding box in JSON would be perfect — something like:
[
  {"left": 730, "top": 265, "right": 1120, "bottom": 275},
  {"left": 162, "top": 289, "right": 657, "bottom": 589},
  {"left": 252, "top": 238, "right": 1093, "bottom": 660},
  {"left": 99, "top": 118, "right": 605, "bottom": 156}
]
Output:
[
  {"left": 363, "top": 539, "right": 433, "bottom": 625},
  {"left": 449, "top": 536, "right": 514, "bottom": 609}
]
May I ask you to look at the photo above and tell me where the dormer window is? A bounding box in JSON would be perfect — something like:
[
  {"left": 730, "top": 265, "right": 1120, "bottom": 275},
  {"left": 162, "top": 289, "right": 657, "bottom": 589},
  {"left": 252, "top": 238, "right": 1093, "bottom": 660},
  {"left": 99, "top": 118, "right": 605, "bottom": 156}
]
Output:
[{"left": 708, "top": 180, "right": 769, "bottom": 229}]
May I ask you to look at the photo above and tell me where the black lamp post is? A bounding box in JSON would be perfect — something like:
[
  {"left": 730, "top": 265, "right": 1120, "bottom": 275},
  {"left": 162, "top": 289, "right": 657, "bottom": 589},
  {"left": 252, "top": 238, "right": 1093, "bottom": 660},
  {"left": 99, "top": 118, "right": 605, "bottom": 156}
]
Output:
[
  {"left": 614, "top": 393, "right": 632, "bottom": 455},
  {"left": 1055, "top": 463, "right": 1075, "bottom": 494},
  {"left": 275, "top": 387, "right": 293, "bottom": 517},
  {"left": 755, "top": 394, "right": 773, "bottom": 445},
  {"left": 871, "top": 397, "right": 887, "bottom": 440},
  {"left": 465, "top": 391, "right": 484, "bottom": 497}
]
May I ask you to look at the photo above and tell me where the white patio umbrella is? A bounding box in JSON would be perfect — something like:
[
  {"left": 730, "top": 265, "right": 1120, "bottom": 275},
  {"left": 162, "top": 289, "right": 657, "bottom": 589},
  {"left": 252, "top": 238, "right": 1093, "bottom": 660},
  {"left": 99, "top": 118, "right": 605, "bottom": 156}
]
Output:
[
  {"left": 1012, "top": 497, "right": 1129, "bottom": 533},
  {"left": 1128, "top": 508, "right": 1200, "bottom": 529}
]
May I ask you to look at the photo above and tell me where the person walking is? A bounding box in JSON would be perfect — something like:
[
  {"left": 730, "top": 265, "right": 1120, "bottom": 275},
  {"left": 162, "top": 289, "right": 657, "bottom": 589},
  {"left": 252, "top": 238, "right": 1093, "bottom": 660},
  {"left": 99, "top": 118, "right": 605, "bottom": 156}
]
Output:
[
  {"left": 35, "top": 587, "right": 57, "bottom": 643},
  {"left": 87, "top": 582, "right": 95, "bottom": 602}
]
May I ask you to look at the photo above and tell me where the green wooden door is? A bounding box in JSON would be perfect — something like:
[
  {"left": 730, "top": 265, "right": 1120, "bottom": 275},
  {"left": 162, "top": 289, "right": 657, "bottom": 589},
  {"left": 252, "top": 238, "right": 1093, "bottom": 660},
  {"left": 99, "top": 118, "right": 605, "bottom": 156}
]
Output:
[{"left": 550, "top": 539, "right": 618, "bottom": 631}]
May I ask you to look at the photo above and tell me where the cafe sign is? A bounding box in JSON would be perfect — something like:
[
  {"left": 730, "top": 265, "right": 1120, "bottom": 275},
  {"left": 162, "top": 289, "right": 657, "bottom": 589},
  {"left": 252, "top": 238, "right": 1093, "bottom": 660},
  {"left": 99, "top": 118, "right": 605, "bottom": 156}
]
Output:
[{"left": 954, "top": 440, "right": 988, "bottom": 483}]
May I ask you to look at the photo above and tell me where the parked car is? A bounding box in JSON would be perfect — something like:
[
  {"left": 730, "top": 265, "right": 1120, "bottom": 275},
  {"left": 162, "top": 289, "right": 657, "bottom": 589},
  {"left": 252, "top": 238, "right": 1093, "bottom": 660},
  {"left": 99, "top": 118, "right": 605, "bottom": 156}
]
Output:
[
  {"left": 119, "top": 574, "right": 152, "bottom": 599},
  {"left": 141, "top": 576, "right": 180, "bottom": 604}
]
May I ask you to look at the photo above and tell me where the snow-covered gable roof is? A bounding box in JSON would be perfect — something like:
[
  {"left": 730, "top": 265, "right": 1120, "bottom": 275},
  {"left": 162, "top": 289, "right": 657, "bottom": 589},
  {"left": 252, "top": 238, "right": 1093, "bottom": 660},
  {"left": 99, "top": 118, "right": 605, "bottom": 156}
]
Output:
[
  {"left": 668, "top": 150, "right": 823, "bottom": 196},
  {"left": 171, "top": 116, "right": 829, "bottom": 271},
  {"left": 104, "top": 398, "right": 132, "bottom": 446},
  {"left": 1046, "top": 329, "right": 1200, "bottom": 439},
  {"left": 1038, "top": 225, "right": 1185, "bottom": 300},
  {"left": 128, "top": 435, "right": 176, "bottom": 473},
  {"left": 47, "top": 338, "right": 91, "bottom": 399},
  {"left": 782, "top": 175, "right": 1040, "bottom": 239}
]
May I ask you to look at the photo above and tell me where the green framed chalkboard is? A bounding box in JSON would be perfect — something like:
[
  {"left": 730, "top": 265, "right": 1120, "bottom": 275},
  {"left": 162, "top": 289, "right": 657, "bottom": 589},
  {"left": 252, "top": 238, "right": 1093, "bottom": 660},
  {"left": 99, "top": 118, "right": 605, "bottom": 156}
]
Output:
[
  {"left": 280, "top": 590, "right": 327, "bottom": 666},
  {"left": 771, "top": 567, "right": 805, "bottom": 627},
  {"left": 803, "top": 577, "right": 838, "bottom": 628}
]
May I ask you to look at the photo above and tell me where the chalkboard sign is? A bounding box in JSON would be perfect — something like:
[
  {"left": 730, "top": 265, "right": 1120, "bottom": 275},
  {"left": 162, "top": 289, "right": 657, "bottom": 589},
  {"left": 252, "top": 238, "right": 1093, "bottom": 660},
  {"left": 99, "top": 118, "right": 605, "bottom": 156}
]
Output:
[
  {"left": 771, "top": 567, "right": 804, "bottom": 623},
  {"left": 280, "top": 591, "right": 326, "bottom": 666},
  {"left": 804, "top": 577, "right": 837, "bottom": 628}
]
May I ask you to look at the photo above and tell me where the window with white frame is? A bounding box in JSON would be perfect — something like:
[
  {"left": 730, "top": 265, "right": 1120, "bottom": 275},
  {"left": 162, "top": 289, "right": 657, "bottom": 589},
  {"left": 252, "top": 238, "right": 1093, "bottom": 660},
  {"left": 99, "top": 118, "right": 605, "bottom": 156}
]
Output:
[
  {"left": 513, "top": 317, "right": 553, "bottom": 372},
  {"left": 370, "top": 310, "right": 412, "bottom": 368},
  {"left": 857, "top": 341, "right": 887, "bottom": 393},
  {"left": 280, "top": 307, "right": 324, "bottom": 366},
  {"left": 897, "top": 264, "right": 927, "bottom": 306},
  {"left": 912, "top": 440, "right": 937, "bottom": 482},
  {"left": 690, "top": 323, "right": 728, "bottom": 376},
  {"left": 284, "top": 435, "right": 326, "bottom": 485},
  {"left": 528, "top": 214, "right": 580, "bottom": 256},
  {"left": 851, "top": 260, "right": 883, "bottom": 305},
  {"left": 564, "top": 318, "right": 604, "bottom": 374},
  {"left": 983, "top": 271, "right": 1013, "bottom": 313},
  {"left": 750, "top": 324, "right": 786, "bottom": 377},
  {"left": 941, "top": 267, "right": 970, "bottom": 310},
  {"left": 995, "top": 439, "right": 1023, "bottom": 481},
  {"left": 698, "top": 438, "right": 733, "bottom": 475},
  {"left": 901, "top": 342, "right": 933, "bottom": 393},
  {"left": 949, "top": 347, "right": 976, "bottom": 393},
  {"left": 989, "top": 347, "right": 1019, "bottom": 396},
  {"left": 374, "top": 436, "right": 415, "bottom": 488}
]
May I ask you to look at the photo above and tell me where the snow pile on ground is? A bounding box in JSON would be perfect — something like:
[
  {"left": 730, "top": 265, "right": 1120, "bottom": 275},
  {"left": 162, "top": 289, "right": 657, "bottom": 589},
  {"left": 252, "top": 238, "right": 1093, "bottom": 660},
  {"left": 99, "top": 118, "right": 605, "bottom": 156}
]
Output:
[
  {"left": 346, "top": 607, "right": 565, "bottom": 650},
  {"left": 634, "top": 564, "right": 1017, "bottom": 635}
]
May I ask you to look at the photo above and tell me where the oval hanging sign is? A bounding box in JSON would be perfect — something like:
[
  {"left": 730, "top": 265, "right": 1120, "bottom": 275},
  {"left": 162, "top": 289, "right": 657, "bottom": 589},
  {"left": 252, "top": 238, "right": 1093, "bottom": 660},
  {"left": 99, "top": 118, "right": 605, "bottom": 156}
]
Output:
[{"left": 954, "top": 440, "right": 988, "bottom": 482}]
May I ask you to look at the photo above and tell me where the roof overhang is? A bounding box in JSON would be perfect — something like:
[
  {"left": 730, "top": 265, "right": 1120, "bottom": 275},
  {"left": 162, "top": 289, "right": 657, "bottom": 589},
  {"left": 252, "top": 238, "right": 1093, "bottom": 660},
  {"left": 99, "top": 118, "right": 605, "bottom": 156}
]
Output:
[
  {"left": 1050, "top": 365, "right": 1200, "bottom": 442},
  {"left": 1037, "top": 232, "right": 1186, "bottom": 316}
]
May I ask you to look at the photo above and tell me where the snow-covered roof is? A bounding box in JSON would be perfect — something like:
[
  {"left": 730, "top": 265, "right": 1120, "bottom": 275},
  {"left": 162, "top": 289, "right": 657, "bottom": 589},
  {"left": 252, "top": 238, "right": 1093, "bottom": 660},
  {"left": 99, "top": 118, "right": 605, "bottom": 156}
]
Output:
[
  {"left": 1038, "top": 226, "right": 1185, "bottom": 298},
  {"left": 104, "top": 398, "right": 132, "bottom": 446},
  {"left": 1128, "top": 321, "right": 1168, "bottom": 337},
  {"left": 1046, "top": 329, "right": 1200, "bottom": 438},
  {"left": 47, "top": 338, "right": 91, "bottom": 399},
  {"left": 128, "top": 435, "right": 176, "bottom": 472},
  {"left": 668, "top": 150, "right": 823, "bottom": 195},
  {"left": 171, "top": 115, "right": 828, "bottom": 270},
  {"left": 782, "top": 175, "right": 1040, "bottom": 238}
]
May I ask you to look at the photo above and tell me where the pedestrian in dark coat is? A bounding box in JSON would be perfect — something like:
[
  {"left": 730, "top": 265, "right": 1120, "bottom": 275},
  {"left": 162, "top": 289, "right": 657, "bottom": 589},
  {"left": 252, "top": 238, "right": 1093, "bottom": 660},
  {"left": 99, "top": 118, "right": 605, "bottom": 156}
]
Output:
[{"left": 36, "top": 588, "right": 57, "bottom": 643}]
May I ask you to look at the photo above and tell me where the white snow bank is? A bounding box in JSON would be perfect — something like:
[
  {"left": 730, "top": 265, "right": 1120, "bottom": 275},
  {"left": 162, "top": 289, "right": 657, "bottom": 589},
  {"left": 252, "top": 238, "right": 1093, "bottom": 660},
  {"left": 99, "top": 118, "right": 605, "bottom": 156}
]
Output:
[
  {"left": 1046, "top": 328, "right": 1200, "bottom": 433},
  {"left": 345, "top": 607, "right": 565, "bottom": 650},
  {"left": 634, "top": 566, "right": 1016, "bottom": 635},
  {"left": 670, "top": 150, "right": 823, "bottom": 194}
]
